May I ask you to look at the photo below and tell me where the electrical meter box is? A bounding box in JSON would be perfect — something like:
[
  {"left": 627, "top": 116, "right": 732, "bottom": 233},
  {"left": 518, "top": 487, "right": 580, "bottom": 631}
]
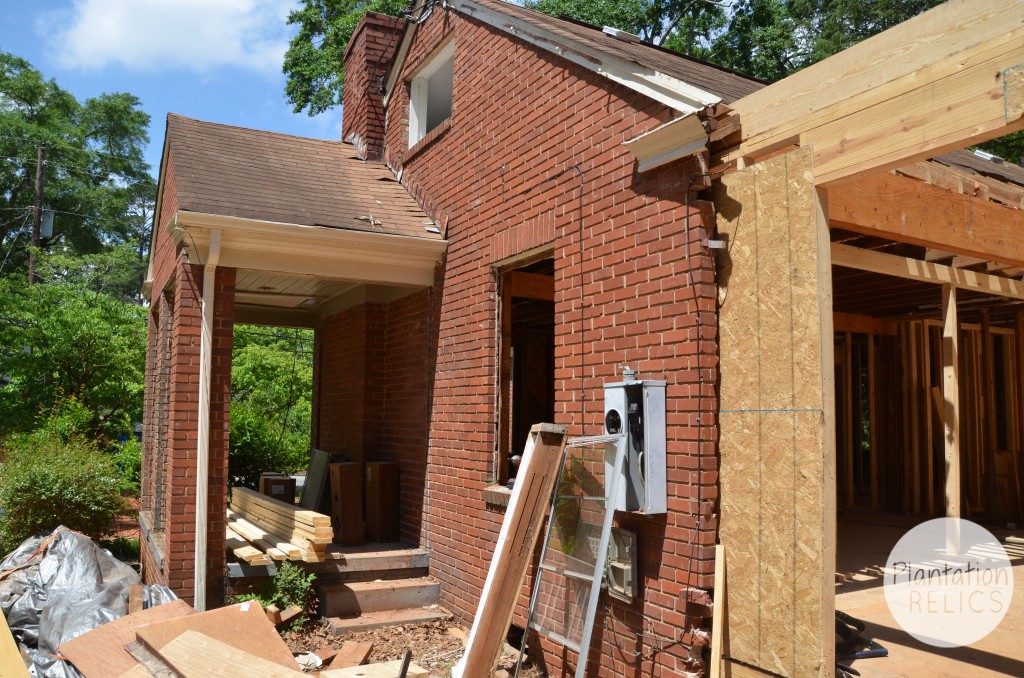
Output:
[{"left": 603, "top": 379, "right": 666, "bottom": 514}]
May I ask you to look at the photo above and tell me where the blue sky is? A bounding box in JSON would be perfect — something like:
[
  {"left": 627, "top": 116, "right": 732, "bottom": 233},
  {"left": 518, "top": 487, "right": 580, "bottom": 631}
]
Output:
[{"left": 0, "top": 0, "right": 342, "bottom": 176}]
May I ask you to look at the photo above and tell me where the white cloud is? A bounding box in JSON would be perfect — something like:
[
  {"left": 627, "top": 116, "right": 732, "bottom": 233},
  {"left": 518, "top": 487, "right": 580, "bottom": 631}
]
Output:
[{"left": 44, "top": 0, "right": 294, "bottom": 78}]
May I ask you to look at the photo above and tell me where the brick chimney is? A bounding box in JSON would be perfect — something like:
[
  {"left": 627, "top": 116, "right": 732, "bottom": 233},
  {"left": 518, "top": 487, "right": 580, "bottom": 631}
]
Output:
[{"left": 342, "top": 12, "right": 405, "bottom": 161}]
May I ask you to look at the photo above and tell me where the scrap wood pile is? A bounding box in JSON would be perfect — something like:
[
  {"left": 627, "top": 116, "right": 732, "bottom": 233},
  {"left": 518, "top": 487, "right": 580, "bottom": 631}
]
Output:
[
  {"left": 227, "top": 486, "right": 336, "bottom": 564},
  {"left": 49, "top": 598, "right": 429, "bottom": 677}
]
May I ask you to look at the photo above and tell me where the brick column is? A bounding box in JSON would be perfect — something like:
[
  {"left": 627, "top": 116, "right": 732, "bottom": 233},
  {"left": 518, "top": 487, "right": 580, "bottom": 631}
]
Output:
[{"left": 160, "top": 250, "right": 236, "bottom": 606}]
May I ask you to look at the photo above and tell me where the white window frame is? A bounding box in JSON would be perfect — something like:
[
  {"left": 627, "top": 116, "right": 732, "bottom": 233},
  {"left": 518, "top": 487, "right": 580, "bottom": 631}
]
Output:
[{"left": 408, "top": 39, "right": 455, "bottom": 148}]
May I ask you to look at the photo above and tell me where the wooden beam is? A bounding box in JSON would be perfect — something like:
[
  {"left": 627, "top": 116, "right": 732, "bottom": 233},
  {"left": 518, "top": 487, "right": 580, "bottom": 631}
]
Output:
[
  {"left": 729, "top": 1, "right": 1024, "bottom": 185},
  {"left": 833, "top": 311, "right": 897, "bottom": 336},
  {"left": 896, "top": 160, "right": 1024, "bottom": 210},
  {"left": 942, "top": 285, "right": 962, "bottom": 525},
  {"left": 828, "top": 172, "right": 1024, "bottom": 268},
  {"left": 710, "top": 544, "right": 726, "bottom": 678},
  {"left": 831, "top": 243, "right": 1024, "bottom": 301}
]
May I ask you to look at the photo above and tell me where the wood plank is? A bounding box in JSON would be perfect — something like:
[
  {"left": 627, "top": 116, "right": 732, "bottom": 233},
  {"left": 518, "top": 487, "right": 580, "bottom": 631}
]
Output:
[
  {"left": 504, "top": 271, "right": 555, "bottom": 301},
  {"left": 58, "top": 600, "right": 196, "bottom": 678},
  {"left": 828, "top": 172, "right": 1024, "bottom": 268},
  {"left": 730, "top": 2, "right": 1024, "bottom": 184},
  {"left": 843, "top": 334, "right": 854, "bottom": 507},
  {"left": 123, "top": 641, "right": 178, "bottom": 678},
  {"left": 134, "top": 602, "right": 296, "bottom": 671},
  {"left": 148, "top": 630, "right": 304, "bottom": 677},
  {"left": 321, "top": 660, "right": 428, "bottom": 677},
  {"left": 869, "top": 335, "right": 879, "bottom": 509},
  {"left": 942, "top": 285, "right": 962, "bottom": 525},
  {"left": 234, "top": 486, "right": 332, "bottom": 527},
  {"left": 365, "top": 462, "right": 400, "bottom": 543},
  {"left": 709, "top": 544, "right": 725, "bottom": 678},
  {"left": 0, "top": 606, "right": 30, "bottom": 678},
  {"left": 452, "top": 424, "right": 568, "bottom": 678},
  {"left": 330, "top": 463, "right": 365, "bottom": 546},
  {"left": 831, "top": 243, "right": 1024, "bottom": 300},
  {"left": 226, "top": 527, "right": 270, "bottom": 564},
  {"left": 896, "top": 160, "right": 1024, "bottom": 210},
  {"left": 329, "top": 641, "right": 374, "bottom": 669}
]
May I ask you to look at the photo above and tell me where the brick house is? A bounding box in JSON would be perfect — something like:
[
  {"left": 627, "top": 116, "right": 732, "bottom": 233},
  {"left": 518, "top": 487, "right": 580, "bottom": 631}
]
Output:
[{"left": 142, "top": 1, "right": 1024, "bottom": 676}]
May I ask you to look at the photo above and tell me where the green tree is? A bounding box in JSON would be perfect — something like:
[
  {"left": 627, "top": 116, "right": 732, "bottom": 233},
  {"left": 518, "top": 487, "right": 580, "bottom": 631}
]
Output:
[
  {"left": 229, "top": 326, "right": 314, "bottom": 487},
  {"left": 0, "top": 249, "right": 146, "bottom": 441},
  {"left": 283, "top": 0, "right": 409, "bottom": 116},
  {"left": 0, "top": 51, "right": 152, "bottom": 275}
]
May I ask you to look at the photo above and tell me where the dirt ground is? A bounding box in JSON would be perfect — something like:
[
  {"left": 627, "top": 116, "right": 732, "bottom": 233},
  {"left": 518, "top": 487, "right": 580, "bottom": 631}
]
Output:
[{"left": 281, "top": 615, "right": 546, "bottom": 677}]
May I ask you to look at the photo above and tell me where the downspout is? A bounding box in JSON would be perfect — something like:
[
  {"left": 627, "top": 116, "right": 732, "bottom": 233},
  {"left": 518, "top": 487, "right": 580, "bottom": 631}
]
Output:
[{"left": 194, "top": 228, "right": 221, "bottom": 611}]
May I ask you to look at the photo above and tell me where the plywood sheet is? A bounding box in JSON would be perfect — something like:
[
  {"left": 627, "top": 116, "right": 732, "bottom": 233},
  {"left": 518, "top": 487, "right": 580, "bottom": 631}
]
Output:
[
  {"left": 331, "top": 463, "right": 365, "bottom": 546},
  {"left": 150, "top": 630, "right": 304, "bottom": 677},
  {"left": 58, "top": 599, "right": 196, "bottom": 678},
  {"left": 321, "top": 660, "right": 428, "bottom": 677},
  {"left": 1, "top": 606, "right": 30, "bottom": 677},
  {"left": 713, "top": 147, "right": 834, "bottom": 678},
  {"left": 134, "top": 602, "right": 295, "bottom": 670}
]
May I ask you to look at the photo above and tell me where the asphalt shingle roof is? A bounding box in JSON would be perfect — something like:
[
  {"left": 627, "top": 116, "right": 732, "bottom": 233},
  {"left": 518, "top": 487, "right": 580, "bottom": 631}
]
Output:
[
  {"left": 469, "top": 0, "right": 764, "bottom": 104},
  {"left": 164, "top": 114, "right": 439, "bottom": 240}
]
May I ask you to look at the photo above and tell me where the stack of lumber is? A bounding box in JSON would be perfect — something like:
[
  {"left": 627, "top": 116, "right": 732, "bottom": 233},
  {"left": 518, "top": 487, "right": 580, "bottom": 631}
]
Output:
[
  {"left": 228, "top": 486, "right": 333, "bottom": 563},
  {"left": 55, "top": 599, "right": 427, "bottom": 677}
]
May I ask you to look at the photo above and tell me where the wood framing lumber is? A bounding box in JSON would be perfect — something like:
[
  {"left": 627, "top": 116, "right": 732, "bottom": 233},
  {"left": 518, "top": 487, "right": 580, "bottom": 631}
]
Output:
[
  {"left": 0, "top": 607, "right": 30, "bottom": 677},
  {"left": 232, "top": 486, "right": 332, "bottom": 530},
  {"left": 828, "top": 172, "right": 1024, "bottom": 268},
  {"left": 227, "top": 512, "right": 302, "bottom": 559},
  {"left": 728, "top": 1, "right": 1024, "bottom": 184},
  {"left": 942, "top": 285, "right": 962, "bottom": 525},
  {"left": 146, "top": 630, "right": 304, "bottom": 677},
  {"left": 226, "top": 527, "right": 271, "bottom": 564},
  {"left": 831, "top": 243, "right": 1024, "bottom": 301},
  {"left": 451, "top": 423, "right": 568, "bottom": 678},
  {"left": 896, "top": 161, "right": 1024, "bottom": 210},
  {"left": 709, "top": 544, "right": 725, "bottom": 678}
]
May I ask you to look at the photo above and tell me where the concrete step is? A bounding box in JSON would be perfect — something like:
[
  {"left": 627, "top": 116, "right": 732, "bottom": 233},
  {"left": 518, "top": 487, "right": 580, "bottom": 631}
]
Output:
[
  {"left": 325, "top": 607, "right": 450, "bottom": 635},
  {"left": 307, "top": 546, "right": 429, "bottom": 583},
  {"left": 319, "top": 576, "right": 440, "bottom": 617}
]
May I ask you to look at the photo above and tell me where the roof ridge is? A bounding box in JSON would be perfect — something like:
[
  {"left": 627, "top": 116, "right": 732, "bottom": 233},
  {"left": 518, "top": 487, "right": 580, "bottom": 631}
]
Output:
[{"left": 166, "top": 112, "right": 347, "bottom": 147}]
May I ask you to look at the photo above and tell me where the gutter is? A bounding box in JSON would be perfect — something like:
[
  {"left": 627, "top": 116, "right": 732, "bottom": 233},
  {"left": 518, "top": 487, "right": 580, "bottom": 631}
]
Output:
[{"left": 194, "top": 227, "right": 221, "bottom": 611}]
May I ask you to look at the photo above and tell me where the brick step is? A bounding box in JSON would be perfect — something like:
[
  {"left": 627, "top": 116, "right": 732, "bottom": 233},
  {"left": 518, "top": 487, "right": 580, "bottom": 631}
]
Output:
[
  {"left": 316, "top": 566, "right": 428, "bottom": 585},
  {"left": 325, "top": 607, "right": 450, "bottom": 636},
  {"left": 306, "top": 546, "right": 429, "bottom": 579},
  {"left": 319, "top": 577, "right": 440, "bottom": 617}
]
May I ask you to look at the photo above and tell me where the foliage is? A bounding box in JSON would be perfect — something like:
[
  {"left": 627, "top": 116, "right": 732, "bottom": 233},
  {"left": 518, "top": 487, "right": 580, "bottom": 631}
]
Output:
[
  {"left": 0, "top": 420, "right": 128, "bottom": 552},
  {"left": 283, "top": 0, "right": 409, "bottom": 116},
  {"left": 0, "top": 253, "right": 146, "bottom": 441},
  {"left": 0, "top": 51, "right": 153, "bottom": 277},
  {"left": 229, "top": 326, "right": 313, "bottom": 488},
  {"left": 113, "top": 438, "right": 142, "bottom": 495},
  {"left": 228, "top": 561, "right": 318, "bottom": 619}
]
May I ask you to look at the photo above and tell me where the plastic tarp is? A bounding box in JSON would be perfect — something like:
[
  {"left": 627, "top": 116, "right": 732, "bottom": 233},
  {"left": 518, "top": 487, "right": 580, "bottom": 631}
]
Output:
[{"left": 0, "top": 526, "right": 176, "bottom": 677}]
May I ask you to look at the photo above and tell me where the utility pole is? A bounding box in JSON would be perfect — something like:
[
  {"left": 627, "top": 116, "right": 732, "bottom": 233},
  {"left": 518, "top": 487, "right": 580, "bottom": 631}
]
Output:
[{"left": 28, "top": 145, "right": 46, "bottom": 285}]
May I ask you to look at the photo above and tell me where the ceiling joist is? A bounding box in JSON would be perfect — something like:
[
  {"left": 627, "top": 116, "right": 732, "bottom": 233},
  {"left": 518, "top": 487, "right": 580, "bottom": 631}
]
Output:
[{"left": 831, "top": 242, "right": 1024, "bottom": 301}]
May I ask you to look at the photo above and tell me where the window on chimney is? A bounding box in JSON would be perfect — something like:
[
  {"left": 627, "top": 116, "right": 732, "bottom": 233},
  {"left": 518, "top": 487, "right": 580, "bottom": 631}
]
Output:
[{"left": 408, "top": 40, "right": 454, "bottom": 147}]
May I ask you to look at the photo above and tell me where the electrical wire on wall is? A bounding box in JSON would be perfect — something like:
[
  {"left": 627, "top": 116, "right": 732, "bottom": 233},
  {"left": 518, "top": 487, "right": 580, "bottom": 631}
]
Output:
[{"left": 501, "top": 163, "right": 588, "bottom": 429}]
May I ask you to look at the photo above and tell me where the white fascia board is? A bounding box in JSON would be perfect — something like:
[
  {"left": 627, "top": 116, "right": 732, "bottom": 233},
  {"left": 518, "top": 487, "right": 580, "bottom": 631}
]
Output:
[
  {"left": 168, "top": 211, "right": 446, "bottom": 288},
  {"left": 447, "top": 0, "right": 720, "bottom": 114},
  {"left": 624, "top": 113, "right": 707, "bottom": 172}
]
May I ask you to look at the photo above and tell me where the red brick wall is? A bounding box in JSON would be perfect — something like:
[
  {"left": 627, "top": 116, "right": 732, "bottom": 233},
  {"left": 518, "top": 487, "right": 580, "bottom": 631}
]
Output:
[
  {"left": 315, "top": 286, "right": 437, "bottom": 544},
  {"left": 375, "top": 8, "right": 720, "bottom": 676},
  {"left": 342, "top": 12, "right": 404, "bottom": 160}
]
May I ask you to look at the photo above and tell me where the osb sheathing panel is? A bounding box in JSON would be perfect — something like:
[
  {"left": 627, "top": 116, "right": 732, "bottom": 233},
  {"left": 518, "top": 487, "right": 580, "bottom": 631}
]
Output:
[{"left": 714, "top": 147, "right": 836, "bottom": 678}]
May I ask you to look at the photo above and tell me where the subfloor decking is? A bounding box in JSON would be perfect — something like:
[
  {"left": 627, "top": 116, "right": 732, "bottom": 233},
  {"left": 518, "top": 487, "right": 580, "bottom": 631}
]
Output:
[{"left": 836, "top": 514, "right": 1024, "bottom": 677}]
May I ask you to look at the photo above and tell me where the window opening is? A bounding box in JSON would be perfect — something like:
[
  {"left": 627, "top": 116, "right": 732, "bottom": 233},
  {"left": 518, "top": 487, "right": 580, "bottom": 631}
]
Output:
[
  {"left": 499, "top": 259, "right": 555, "bottom": 486},
  {"left": 408, "top": 40, "right": 454, "bottom": 147}
]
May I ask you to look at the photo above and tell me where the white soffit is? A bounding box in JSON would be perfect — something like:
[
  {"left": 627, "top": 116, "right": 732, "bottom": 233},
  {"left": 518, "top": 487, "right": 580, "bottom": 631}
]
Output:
[{"left": 624, "top": 114, "right": 707, "bottom": 172}]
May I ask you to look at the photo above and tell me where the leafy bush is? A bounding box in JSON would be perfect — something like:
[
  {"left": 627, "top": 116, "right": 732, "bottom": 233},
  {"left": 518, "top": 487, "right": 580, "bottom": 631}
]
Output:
[
  {"left": 229, "top": 403, "right": 308, "bottom": 489},
  {"left": 228, "top": 561, "right": 317, "bottom": 621},
  {"left": 113, "top": 438, "right": 142, "bottom": 494},
  {"left": 0, "top": 429, "right": 128, "bottom": 552}
]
